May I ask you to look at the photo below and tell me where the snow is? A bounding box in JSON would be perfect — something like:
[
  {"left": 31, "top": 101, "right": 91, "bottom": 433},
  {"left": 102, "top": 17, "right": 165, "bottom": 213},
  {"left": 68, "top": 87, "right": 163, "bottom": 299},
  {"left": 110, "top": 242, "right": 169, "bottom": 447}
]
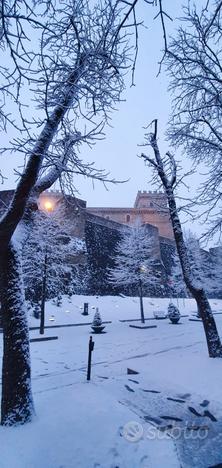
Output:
[{"left": 1, "top": 294, "right": 222, "bottom": 467}]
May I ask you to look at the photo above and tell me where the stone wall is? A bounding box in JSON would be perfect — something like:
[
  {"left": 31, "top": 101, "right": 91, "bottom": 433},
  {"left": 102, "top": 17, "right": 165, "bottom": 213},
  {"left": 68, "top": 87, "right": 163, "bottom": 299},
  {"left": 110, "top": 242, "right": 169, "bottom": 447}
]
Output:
[
  {"left": 85, "top": 213, "right": 170, "bottom": 296},
  {"left": 87, "top": 190, "right": 174, "bottom": 239},
  {"left": 0, "top": 189, "right": 175, "bottom": 297}
]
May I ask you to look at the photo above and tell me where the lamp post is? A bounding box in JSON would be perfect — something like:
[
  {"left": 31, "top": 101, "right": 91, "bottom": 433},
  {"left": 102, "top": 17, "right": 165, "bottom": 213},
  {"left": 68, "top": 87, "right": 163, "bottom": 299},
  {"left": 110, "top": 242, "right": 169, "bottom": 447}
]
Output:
[
  {"left": 138, "top": 277, "right": 145, "bottom": 324},
  {"left": 39, "top": 197, "right": 54, "bottom": 334},
  {"left": 39, "top": 248, "right": 48, "bottom": 335},
  {"left": 137, "top": 265, "right": 146, "bottom": 324}
]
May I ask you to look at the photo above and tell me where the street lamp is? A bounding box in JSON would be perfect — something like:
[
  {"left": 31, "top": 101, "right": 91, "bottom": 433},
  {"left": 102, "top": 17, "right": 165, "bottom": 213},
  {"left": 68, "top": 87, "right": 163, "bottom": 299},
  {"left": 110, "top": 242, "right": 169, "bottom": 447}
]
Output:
[
  {"left": 39, "top": 248, "right": 48, "bottom": 335},
  {"left": 137, "top": 265, "right": 147, "bottom": 324},
  {"left": 43, "top": 200, "right": 54, "bottom": 212},
  {"left": 39, "top": 198, "right": 54, "bottom": 334}
]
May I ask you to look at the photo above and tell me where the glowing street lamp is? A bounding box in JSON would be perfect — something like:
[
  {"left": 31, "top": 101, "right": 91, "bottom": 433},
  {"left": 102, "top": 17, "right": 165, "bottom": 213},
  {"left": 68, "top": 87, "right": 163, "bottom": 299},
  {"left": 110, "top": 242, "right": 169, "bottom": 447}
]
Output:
[
  {"left": 44, "top": 200, "right": 54, "bottom": 212},
  {"left": 39, "top": 199, "right": 54, "bottom": 334}
]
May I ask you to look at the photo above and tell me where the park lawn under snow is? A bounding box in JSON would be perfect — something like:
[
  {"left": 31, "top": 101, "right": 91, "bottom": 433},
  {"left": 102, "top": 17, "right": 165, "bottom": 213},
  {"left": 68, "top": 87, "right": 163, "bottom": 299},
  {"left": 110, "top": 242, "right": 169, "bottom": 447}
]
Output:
[{"left": 1, "top": 295, "right": 222, "bottom": 468}]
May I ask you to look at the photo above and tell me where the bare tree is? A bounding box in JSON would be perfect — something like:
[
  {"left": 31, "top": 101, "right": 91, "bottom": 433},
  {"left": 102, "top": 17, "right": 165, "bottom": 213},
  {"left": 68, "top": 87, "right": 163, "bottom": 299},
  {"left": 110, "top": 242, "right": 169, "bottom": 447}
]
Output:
[
  {"left": 0, "top": 0, "right": 163, "bottom": 426},
  {"left": 0, "top": 0, "right": 173, "bottom": 426},
  {"left": 140, "top": 119, "right": 222, "bottom": 358},
  {"left": 164, "top": 1, "right": 222, "bottom": 240}
]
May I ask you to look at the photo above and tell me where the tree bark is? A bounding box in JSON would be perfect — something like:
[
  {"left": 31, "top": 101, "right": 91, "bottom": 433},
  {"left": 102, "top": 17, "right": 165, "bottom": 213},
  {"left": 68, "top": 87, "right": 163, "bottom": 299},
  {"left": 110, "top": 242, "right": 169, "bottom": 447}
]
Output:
[
  {"left": 0, "top": 243, "right": 35, "bottom": 425},
  {"left": 166, "top": 188, "right": 222, "bottom": 358},
  {"left": 146, "top": 120, "right": 222, "bottom": 358},
  {"left": 0, "top": 62, "right": 85, "bottom": 426}
]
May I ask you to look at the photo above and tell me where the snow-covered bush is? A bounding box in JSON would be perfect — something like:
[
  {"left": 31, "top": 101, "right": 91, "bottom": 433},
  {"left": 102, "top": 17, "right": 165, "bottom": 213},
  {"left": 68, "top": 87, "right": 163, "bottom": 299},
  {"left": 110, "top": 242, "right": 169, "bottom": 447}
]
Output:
[
  {"left": 91, "top": 308, "right": 105, "bottom": 333},
  {"left": 92, "top": 309, "right": 102, "bottom": 327},
  {"left": 168, "top": 303, "right": 180, "bottom": 324}
]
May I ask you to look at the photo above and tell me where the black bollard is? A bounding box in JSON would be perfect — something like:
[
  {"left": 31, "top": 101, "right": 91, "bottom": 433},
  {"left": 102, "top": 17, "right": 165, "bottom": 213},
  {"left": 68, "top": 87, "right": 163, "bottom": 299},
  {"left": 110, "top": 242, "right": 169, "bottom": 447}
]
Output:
[
  {"left": 82, "top": 302, "right": 89, "bottom": 316},
  {"left": 87, "top": 336, "right": 95, "bottom": 381}
]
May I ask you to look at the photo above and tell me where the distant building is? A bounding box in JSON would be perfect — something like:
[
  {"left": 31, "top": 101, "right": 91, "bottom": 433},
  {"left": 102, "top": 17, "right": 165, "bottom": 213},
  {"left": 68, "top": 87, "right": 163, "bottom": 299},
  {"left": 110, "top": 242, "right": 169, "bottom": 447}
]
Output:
[
  {"left": 0, "top": 189, "right": 175, "bottom": 297},
  {"left": 87, "top": 190, "right": 174, "bottom": 239},
  {"left": 1, "top": 189, "right": 221, "bottom": 298}
]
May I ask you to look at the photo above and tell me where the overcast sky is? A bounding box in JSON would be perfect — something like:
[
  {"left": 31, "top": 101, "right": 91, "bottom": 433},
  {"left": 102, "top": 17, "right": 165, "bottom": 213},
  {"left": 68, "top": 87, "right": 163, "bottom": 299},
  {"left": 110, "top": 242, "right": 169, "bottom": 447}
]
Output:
[{"left": 1, "top": 1, "right": 212, "bottom": 241}]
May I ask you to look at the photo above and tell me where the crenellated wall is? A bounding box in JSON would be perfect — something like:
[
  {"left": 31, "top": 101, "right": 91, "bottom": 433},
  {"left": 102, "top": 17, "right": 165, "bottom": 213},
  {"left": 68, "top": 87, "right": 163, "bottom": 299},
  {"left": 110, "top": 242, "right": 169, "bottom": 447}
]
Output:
[{"left": 87, "top": 190, "right": 174, "bottom": 239}]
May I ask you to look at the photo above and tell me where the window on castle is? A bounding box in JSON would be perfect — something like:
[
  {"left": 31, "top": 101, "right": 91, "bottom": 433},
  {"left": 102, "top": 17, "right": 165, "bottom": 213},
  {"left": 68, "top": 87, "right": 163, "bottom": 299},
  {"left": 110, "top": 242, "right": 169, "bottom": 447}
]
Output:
[{"left": 126, "top": 214, "right": 130, "bottom": 222}]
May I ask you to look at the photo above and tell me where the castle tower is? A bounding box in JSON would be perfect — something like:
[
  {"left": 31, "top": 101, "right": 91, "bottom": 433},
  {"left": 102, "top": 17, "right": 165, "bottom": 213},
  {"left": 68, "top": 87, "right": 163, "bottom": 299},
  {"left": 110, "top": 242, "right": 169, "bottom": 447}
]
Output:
[{"left": 134, "top": 190, "right": 167, "bottom": 209}]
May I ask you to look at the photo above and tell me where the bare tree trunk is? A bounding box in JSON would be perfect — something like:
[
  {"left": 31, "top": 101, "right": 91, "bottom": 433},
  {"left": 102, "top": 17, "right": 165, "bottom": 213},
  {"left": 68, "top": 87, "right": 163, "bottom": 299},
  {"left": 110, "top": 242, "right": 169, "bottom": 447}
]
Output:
[
  {"left": 0, "top": 64, "right": 85, "bottom": 426},
  {"left": 141, "top": 119, "right": 222, "bottom": 358},
  {"left": 167, "top": 189, "right": 222, "bottom": 358},
  {"left": 0, "top": 243, "right": 34, "bottom": 425},
  {"left": 192, "top": 288, "right": 222, "bottom": 357}
]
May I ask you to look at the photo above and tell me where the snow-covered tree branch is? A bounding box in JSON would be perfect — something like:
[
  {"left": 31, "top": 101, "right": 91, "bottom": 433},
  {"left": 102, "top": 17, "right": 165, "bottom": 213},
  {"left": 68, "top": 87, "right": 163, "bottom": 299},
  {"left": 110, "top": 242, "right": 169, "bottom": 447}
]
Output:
[
  {"left": 164, "top": 1, "right": 222, "bottom": 239},
  {"left": 23, "top": 207, "right": 86, "bottom": 306},
  {"left": 109, "top": 222, "right": 161, "bottom": 322},
  {"left": 0, "top": 0, "right": 162, "bottom": 426},
  {"left": 140, "top": 119, "right": 222, "bottom": 358}
]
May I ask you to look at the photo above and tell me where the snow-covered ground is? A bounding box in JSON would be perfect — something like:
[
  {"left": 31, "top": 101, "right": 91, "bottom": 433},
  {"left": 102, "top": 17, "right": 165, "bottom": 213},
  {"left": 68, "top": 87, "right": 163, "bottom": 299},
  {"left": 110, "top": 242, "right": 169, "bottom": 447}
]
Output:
[{"left": 1, "top": 295, "right": 222, "bottom": 468}]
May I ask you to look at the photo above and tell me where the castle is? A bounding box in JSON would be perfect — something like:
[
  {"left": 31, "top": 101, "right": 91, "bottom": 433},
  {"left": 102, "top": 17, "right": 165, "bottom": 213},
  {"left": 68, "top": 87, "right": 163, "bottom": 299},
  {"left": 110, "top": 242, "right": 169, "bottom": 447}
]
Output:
[
  {"left": 0, "top": 190, "right": 221, "bottom": 299},
  {"left": 87, "top": 190, "right": 174, "bottom": 239},
  {"left": 38, "top": 189, "right": 175, "bottom": 295},
  {"left": 0, "top": 189, "right": 175, "bottom": 296}
]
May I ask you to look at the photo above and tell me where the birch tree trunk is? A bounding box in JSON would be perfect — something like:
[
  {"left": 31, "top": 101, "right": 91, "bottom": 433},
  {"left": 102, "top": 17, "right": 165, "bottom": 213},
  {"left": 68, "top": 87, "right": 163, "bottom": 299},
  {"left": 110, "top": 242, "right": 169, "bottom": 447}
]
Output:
[{"left": 0, "top": 243, "right": 34, "bottom": 425}]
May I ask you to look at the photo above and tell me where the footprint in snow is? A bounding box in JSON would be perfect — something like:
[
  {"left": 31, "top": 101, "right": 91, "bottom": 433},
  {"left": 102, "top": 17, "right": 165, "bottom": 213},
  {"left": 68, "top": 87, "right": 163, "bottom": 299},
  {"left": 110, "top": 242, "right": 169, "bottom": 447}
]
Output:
[
  {"left": 141, "top": 389, "right": 161, "bottom": 394},
  {"left": 167, "top": 397, "right": 186, "bottom": 404},
  {"left": 204, "top": 410, "right": 217, "bottom": 422},
  {"left": 177, "top": 393, "right": 191, "bottom": 399},
  {"left": 124, "top": 384, "right": 135, "bottom": 392},
  {"left": 143, "top": 415, "right": 162, "bottom": 425},
  {"left": 188, "top": 407, "right": 217, "bottom": 421},
  {"left": 200, "top": 399, "right": 210, "bottom": 407},
  {"left": 158, "top": 424, "right": 174, "bottom": 432},
  {"left": 109, "top": 446, "right": 121, "bottom": 468},
  {"left": 140, "top": 455, "right": 149, "bottom": 467},
  {"left": 128, "top": 379, "right": 139, "bottom": 384},
  {"left": 160, "top": 415, "right": 183, "bottom": 422},
  {"left": 188, "top": 407, "right": 202, "bottom": 417}
]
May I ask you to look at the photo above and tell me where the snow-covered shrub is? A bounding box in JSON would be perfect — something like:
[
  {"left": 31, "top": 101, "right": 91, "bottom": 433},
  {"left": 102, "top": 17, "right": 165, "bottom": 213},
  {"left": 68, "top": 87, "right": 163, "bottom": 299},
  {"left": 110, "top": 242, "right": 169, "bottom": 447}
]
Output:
[
  {"left": 92, "top": 309, "right": 102, "bottom": 327},
  {"left": 91, "top": 308, "right": 105, "bottom": 333},
  {"left": 168, "top": 303, "right": 180, "bottom": 324}
]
